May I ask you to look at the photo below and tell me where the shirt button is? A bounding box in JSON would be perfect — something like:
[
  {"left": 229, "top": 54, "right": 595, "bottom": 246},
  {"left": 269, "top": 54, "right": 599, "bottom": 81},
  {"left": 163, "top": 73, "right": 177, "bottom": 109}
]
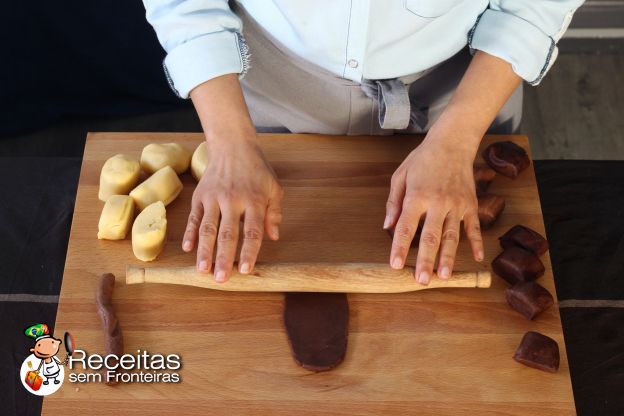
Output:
[{"left": 348, "top": 59, "right": 359, "bottom": 68}]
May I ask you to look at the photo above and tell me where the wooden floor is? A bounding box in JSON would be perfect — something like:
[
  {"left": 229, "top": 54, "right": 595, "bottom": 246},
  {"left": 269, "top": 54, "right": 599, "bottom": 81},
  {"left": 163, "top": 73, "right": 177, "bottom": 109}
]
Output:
[{"left": 1, "top": 50, "right": 622, "bottom": 161}]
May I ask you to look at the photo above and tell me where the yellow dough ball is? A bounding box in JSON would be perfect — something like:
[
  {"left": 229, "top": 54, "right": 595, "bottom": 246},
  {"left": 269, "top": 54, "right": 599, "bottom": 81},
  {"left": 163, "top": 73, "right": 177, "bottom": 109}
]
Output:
[
  {"left": 132, "top": 201, "right": 167, "bottom": 262},
  {"left": 97, "top": 195, "right": 135, "bottom": 240},
  {"left": 98, "top": 154, "right": 141, "bottom": 202},
  {"left": 190, "top": 142, "right": 209, "bottom": 181},
  {"left": 140, "top": 143, "right": 192, "bottom": 175},
  {"left": 129, "top": 166, "right": 183, "bottom": 211}
]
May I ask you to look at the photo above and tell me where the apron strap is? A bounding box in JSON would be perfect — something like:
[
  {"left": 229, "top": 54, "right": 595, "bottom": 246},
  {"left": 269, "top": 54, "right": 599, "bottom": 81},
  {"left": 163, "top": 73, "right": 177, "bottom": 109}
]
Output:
[{"left": 360, "top": 78, "right": 428, "bottom": 130}]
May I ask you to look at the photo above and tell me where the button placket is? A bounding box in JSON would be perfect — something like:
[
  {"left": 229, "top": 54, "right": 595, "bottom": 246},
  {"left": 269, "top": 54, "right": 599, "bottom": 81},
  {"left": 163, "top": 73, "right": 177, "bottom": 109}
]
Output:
[{"left": 342, "top": 0, "right": 370, "bottom": 81}]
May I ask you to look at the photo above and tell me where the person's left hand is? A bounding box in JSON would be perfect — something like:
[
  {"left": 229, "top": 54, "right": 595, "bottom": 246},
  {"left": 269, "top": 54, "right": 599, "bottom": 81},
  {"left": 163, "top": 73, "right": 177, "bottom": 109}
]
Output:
[{"left": 384, "top": 130, "right": 484, "bottom": 284}]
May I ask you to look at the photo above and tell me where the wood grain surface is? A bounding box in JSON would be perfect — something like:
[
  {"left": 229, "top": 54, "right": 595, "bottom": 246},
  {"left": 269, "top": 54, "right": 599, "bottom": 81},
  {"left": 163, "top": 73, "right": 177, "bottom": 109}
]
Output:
[{"left": 44, "top": 133, "right": 575, "bottom": 415}]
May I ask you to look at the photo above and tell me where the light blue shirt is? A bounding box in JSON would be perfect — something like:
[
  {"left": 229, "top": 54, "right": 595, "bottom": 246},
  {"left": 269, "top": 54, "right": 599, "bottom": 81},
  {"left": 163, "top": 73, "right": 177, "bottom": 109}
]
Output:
[{"left": 143, "top": 0, "right": 584, "bottom": 98}]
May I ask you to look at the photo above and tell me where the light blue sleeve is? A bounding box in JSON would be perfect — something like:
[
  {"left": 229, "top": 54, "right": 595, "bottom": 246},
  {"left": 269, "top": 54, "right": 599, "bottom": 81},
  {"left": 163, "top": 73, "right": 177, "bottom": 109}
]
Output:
[
  {"left": 143, "top": 0, "right": 250, "bottom": 98},
  {"left": 469, "top": 1, "right": 585, "bottom": 85}
]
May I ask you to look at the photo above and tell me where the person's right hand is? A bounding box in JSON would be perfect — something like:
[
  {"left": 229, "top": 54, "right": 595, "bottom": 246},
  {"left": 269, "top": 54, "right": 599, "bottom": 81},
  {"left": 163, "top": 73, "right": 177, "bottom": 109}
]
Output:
[{"left": 182, "top": 135, "right": 283, "bottom": 283}]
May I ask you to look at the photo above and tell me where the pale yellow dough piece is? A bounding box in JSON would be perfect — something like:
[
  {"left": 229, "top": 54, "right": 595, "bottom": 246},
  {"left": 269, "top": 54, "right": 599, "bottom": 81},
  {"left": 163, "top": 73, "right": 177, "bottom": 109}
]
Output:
[
  {"left": 132, "top": 201, "right": 167, "bottom": 262},
  {"left": 98, "top": 154, "right": 141, "bottom": 202},
  {"left": 129, "top": 166, "right": 183, "bottom": 211},
  {"left": 97, "top": 195, "right": 135, "bottom": 240},
  {"left": 190, "top": 142, "right": 209, "bottom": 181},
  {"left": 140, "top": 143, "right": 192, "bottom": 175}
]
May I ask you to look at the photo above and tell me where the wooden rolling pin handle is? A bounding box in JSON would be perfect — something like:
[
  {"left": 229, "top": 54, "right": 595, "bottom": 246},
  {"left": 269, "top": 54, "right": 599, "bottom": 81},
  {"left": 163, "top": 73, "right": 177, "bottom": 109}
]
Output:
[{"left": 127, "top": 263, "right": 491, "bottom": 293}]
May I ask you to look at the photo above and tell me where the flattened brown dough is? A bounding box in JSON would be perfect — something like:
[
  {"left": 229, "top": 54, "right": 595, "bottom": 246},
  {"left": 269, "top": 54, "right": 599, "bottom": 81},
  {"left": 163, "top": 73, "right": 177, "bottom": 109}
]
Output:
[{"left": 284, "top": 293, "right": 349, "bottom": 372}]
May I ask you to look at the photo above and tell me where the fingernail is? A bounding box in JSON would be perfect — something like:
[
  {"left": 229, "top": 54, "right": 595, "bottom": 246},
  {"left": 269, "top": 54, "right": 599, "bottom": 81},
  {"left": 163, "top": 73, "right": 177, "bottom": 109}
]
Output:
[
  {"left": 477, "top": 250, "right": 484, "bottom": 262},
  {"left": 439, "top": 267, "right": 450, "bottom": 279},
  {"left": 240, "top": 262, "right": 250, "bottom": 274},
  {"left": 183, "top": 240, "right": 192, "bottom": 251},
  {"left": 391, "top": 257, "right": 403, "bottom": 269},
  {"left": 383, "top": 215, "right": 392, "bottom": 229},
  {"left": 198, "top": 260, "right": 208, "bottom": 271},
  {"left": 215, "top": 270, "right": 226, "bottom": 282},
  {"left": 271, "top": 226, "right": 279, "bottom": 239},
  {"left": 418, "top": 271, "right": 430, "bottom": 285}
]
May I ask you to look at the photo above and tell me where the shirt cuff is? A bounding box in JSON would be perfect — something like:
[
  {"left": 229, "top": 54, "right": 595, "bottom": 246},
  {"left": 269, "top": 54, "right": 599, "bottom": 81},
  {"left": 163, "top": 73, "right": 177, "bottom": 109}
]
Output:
[
  {"left": 469, "top": 9, "right": 558, "bottom": 86},
  {"left": 163, "top": 30, "right": 250, "bottom": 99}
]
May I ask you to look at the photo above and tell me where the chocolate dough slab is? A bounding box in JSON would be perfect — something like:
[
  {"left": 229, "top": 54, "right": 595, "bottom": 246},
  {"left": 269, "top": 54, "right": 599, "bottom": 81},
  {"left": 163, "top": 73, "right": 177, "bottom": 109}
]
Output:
[
  {"left": 284, "top": 293, "right": 349, "bottom": 372},
  {"left": 513, "top": 331, "right": 560, "bottom": 373}
]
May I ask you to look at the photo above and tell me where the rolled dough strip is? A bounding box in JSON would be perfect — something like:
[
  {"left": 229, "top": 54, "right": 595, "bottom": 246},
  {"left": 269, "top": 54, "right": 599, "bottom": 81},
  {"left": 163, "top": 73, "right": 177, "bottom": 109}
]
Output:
[
  {"left": 284, "top": 293, "right": 348, "bottom": 372},
  {"left": 126, "top": 264, "right": 491, "bottom": 293},
  {"left": 95, "top": 273, "right": 124, "bottom": 385}
]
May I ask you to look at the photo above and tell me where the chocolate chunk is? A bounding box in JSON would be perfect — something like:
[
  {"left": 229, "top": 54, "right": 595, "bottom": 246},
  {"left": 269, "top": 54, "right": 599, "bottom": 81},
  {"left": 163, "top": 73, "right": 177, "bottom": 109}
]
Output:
[
  {"left": 482, "top": 141, "right": 531, "bottom": 179},
  {"left": 284, "top": 293, "right": 348, "bottom": 372},
  {"left": 506, "top": 281, "right": 554, "bottom": 320},
  {"left": 513, "top": 331, "right": 559, "bottom": 373},
  {"left": 478, "top": 193, "right": 506, "bottom": 229},
  {"left": 499, "top": 225, "right": 549, "bottom": 256},
  {"left": 492, "top": 246, "right": 545, "bottom": 285},
  {"left": 474, "top": 165, "right": 497, "bottom": 195}
]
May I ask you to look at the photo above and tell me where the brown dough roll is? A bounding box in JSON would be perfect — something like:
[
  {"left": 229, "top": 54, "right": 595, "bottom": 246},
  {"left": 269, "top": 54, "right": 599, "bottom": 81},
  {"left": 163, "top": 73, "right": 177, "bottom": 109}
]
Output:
[
  {"left": 96, "top": 273, "right": 124, "bottom": 385},
  {"left": 284, "top": 293, "right": 349, "bottom": 372}
]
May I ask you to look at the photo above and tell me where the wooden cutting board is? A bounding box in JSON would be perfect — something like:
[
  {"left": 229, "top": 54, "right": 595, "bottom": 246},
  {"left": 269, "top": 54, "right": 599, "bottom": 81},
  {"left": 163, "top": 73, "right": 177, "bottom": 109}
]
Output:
[{"left": 44, "top": 133, "right": 575, "bottom": 415}]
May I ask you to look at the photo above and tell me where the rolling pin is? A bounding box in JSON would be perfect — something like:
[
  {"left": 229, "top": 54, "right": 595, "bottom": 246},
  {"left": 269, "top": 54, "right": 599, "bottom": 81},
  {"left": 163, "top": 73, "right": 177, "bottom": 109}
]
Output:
[{"left": 126, "top": 263, "right": 491, "bottom": 293}]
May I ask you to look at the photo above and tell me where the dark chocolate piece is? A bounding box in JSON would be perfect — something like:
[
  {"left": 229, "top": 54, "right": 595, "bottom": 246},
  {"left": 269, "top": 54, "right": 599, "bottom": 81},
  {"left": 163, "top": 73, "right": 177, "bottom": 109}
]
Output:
[
  {"left": 478, "top": 193, "right": 506, "bottom": 229},
  {"left": 492, "top": 246, "right": 545, "bottom": 285},
  {"left": 513, "top": 331, "right": 559, "bottom": 373},
  {"left": 499, "top": 225, "right": 549, "bottom": 256},
  {"left": 506, "top": 281, "right": 554, "bottom": 320},
  {"left": 482, "top": 141, "right": 531, "bottom": 179},
  {"left": 474, "top": 165, "right": 497, "bottom": 195},
  {"left": 96, "top": 273, "right": 124, "bottom": 385},
  {"left": 284, "top": 293, "right": 348, "bottom": 372}
]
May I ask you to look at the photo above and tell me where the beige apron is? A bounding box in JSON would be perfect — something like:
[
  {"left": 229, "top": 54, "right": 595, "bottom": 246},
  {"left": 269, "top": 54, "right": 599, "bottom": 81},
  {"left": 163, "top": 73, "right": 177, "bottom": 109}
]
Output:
[{"left": 233, "top": 2, "right": 522, "bottom": 136}]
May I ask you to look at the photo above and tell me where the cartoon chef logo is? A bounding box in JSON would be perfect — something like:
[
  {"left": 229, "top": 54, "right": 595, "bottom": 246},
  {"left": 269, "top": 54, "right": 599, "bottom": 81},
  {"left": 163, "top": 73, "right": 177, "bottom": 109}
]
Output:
[{"left": 20, "top": 324, "right": 74, "bottom": 396}]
